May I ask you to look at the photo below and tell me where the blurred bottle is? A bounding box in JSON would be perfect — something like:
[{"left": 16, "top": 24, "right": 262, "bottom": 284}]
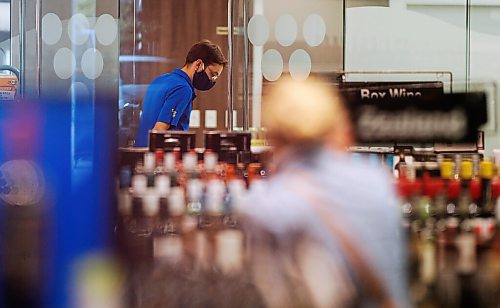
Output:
[
  {"left": 154, "top": 148, "right": 165, "bottom": 174},
  {"left": 143, "top": 152, "right": 156, "bottom": 187},
  {"left": 182, "top": 178, "right": 204, "bottom": 268},
  {"left": 479, "top": 160, "right": 494, "bottom": 217},
  {"left": 117, "top": 166, "right": 133, "bottom": 229},
  {"left": 202, "top": 149, "right": 219, "bottom": 181},
  {"left": 204, "top": 179, "right": 225, "bottom": 267},
  {"left": 457, "top": 160, "right": 473, "bottom": 219},
  {"left": 429, "top": 178, "right": 447, "bottom": 221},
  {"left": 216, "top": 179, "right": 245, "bottom": 275},
  {"left": 183, "top": 151, "right": 199, "bottom": 181},
  {"left": 492, "top": 177, "right": 500, "bottom": 223},
  {"left": 455, "top": 220, "right": 479, "bottom": 306},
  {"left": 130, "top": 169, "right": 150, "bottom": 236},
  {"left": 417, "top": 223, "right": 439, "bottom": 306},
  {"left": 153, "top": 187, "right": 185, "bottom": 265},
  {"left": 164, "top": 151, "right": 178, "bottom": 187},
  {"left": 472, "top": 154, "right": 481, "bottom": 179},
  {"left": 453, "top": 154, "right": 462, "bottom": 180}
]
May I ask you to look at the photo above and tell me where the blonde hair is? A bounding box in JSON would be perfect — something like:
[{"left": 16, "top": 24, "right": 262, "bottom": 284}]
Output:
[{"left": 262, "top": 77, "right": 351, "bottom": 148}]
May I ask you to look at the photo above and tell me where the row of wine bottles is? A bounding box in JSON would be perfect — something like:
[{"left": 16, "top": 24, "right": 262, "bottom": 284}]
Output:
[
  {"left": 116, "top": 149, "right": 266, "bottom": 273},
  {"left": 395, "top": 154, "right": 500, "bottom": 307}
]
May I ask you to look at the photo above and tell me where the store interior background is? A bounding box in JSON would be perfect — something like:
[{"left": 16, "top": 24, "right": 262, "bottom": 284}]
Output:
[
  {"left": 1, "top": 1, "right": 500, "bottom": 306},
  {"left": 1, "top": 0, "right": 500, "bottom": 152}
]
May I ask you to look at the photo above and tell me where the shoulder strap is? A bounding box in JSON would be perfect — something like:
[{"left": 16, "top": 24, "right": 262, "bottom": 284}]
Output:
[{"left": 287, "top": 171, "right": 397, "bottom": 308}]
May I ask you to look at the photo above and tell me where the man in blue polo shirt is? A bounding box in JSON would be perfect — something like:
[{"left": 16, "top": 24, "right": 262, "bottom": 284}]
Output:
[{"left": 135, "top": 40, "right": 227, "bottom": 147}]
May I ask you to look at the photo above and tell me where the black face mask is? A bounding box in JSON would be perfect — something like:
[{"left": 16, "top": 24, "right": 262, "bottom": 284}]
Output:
[{"left": 193, "top": 68, "right": 216, "bottom": 91}]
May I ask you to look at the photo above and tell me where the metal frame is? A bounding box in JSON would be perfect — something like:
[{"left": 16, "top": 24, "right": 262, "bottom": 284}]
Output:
[{"left": 227, "top": 0, "right": 234, "bottom": 131}]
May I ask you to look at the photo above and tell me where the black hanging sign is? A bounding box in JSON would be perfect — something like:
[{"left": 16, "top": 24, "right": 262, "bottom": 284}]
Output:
[{"left": 345, "top": 92, "right": 487, "bottom": 144}]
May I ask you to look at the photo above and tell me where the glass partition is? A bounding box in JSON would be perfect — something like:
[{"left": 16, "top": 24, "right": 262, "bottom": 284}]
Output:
[
  {"left": 230, "top": 0, "right": 344, "bottom": 133},
  {"left": 343, "top": 0, "right": 500, "bottom": 155},
  {"left": 119, "top": 0, "right": 229, "bottom": 147},
  {"left": 470, "top": 1, "right": 500, "bottom": 153},
  {"left": 345, "top": 0, "right": 468, "bottom": 88}
]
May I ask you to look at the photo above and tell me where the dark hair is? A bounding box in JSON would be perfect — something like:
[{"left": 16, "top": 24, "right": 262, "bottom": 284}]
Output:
[{"left": 185, "top": 40, "right": 228, "bottom": 67}]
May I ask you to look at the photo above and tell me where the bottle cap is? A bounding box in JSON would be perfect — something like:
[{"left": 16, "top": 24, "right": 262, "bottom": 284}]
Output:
[
  {"left": 448, "top": 180, "right": 461, "bottom": 199},
  {"left": 479, "top": 160, "right": 493, "bottom": 179},
  {"left": 469, "top": 178, "right": 482, "bottom": 201},
  {"left": 164, "top": 152, "right": 176, "bottom": 172},
  {"left": 168, "top": 187, "right": 185, "bottom": 216},
  {"left": 425, "top": 179, "right": 444, "bottom": 198},
  {"left": 132, "top": 174, "right": 147, "bottom": 195},
  {"left": 155, "top": 149, "right": 165, "bottom": 165},
  {"left": 187, "top": 179, "right": 203, "bottom": 201},
  {"left": 144, "top": 152, "right": 156, "bottom": 172},
  {"left": 491, "top": 179, "right": 500, "bottom": 200},
  {"left": 397, "top": 179, "right": 412, "bottom": 198},
  {"left": 183, "top": 152, "right": 197, "bottom": 172},
  {"left": 411, "top": 179, "right": 423, "bottom": 196},
  {"left": 440, "top": 160, "right": 454, "bottom": 180},
  {"left": 143, "top": 189, "right": 159, "bottom": 217},
  {"left": 460, "top": 160, "right": 473, "bottom": 180},
  {"left": 204, "top": 151, "right": 218, "bottom": 172},
  {"left": 155, "top": 174, "right": 170, "bottom": 198},
  {"left": 206, "top": 179, "right": 225, "bottom": 215}
]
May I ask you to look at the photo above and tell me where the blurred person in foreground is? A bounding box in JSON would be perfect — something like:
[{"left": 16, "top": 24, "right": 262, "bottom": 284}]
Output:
[{"left": 239, "top": 77, "right": 408, "bottom": 308}]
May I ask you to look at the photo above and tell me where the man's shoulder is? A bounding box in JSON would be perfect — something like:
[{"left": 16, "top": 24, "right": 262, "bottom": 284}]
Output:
[
  {"left": 148, "top": 73, "right": 191, "bottom": 93},
  {"left": 152, "top": 71, "right": 184, "bottom": 84}
]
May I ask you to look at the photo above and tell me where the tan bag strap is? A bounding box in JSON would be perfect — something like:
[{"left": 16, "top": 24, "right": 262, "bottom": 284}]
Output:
[{"left": 287, "top": 171, "right": 397, "bottom": 308}]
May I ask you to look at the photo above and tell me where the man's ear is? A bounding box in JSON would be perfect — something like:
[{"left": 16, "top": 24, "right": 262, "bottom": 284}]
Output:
[{"left": 195, "top": 59, "right": 204, "bottom": 73}]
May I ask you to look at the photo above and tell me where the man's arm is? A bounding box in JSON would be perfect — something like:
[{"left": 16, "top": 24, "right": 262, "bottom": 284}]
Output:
[{"left": 153, "top": 121, "right": 170, "bottom": 131}]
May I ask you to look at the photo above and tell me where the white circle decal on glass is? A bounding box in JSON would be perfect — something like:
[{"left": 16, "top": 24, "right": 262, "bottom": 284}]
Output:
[
  {"left": 247, "top": 15, "right": 269, "bottom": 46},
  {"left": 275, "top": 14, "right": 297, "bottom": 47},
  {"left": 289, "top": 49, "right": 311, "bottom": 81},
  {"left": 95, "top": 14, "right": 118, "bottom": 45},
  {"left": 53, "top": 48, "right": 76, "bottom": 79},
  {"left": 81, "top": 48, "right": 104, "bottom": 80},
  {"left": 69, "top": 82, "right": 90, "bottom": 100},
  {"left": 303, "top": 14, "right": 326, "bottom": 47},
  {"left": 68, "top": 13, "right": 90, "bottom": 45},
  {"left": 42, "top": 13, "right": 62, "bottom": 45},
  {"left": 262, "top": 49, "right": 283, "bottom": 81}
]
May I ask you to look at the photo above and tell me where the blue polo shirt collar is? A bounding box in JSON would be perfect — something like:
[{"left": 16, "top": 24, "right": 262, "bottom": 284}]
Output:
[{"left": 173, "top": 68, "right": 196, "bottom": 99}]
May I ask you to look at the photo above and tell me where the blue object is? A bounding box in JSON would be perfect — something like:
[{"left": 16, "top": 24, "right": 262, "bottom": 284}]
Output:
[
  {"left": 0, "top": 99, "right": 115, "bottom": 308},
  {"left": 135, "top": 68, "right": 196, "bottom": 147}
]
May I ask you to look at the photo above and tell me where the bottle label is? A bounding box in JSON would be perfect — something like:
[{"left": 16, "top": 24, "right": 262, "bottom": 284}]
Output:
[
  {"left": 143, "top": 192, "right": 159, "bottom": 217},
  {"left": 154, "top": 235, "right": 183, "bottom": 264},
  {"left": 215, "top": 230, "right": 243, "bottom": 274}
]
